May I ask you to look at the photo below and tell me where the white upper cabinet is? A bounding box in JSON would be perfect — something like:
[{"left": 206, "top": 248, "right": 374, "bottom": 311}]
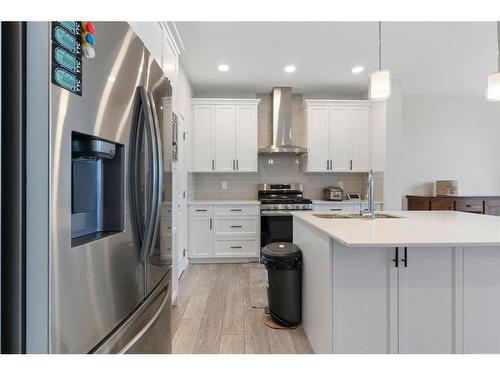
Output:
[
  {"left": 192, "top": 105, "right": 215, "bottom": 172},
  {"left": 306, "top": 106, "right": 330, "bottom": 172},
  {"left": 235, "top": 105, "right": 258, "bottom": 172},
  {"left": 191, "top": 99, "right": 260, "bottom": 172},
  {"left": 330, "top": 107, "right": 350, "bottom": 172},
  {"left": 215, "top": 105, "right": 236, "bottom": 172},
  {"left": 304, "top": 101, "right": 373, "bottom": 173}
]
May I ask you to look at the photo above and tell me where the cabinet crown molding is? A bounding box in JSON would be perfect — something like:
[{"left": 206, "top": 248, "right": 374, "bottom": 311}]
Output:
[
  {"left": 304, "top": 99, "right": 372, "bottom": 108},
  {"left": 191, "top": 98, "right": 261, "bottom": 106}
]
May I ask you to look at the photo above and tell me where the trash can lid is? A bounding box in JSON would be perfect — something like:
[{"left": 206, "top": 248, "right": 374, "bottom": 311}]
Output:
[{"left": 262, "top": 242, "right": 302, "bottom": 258}]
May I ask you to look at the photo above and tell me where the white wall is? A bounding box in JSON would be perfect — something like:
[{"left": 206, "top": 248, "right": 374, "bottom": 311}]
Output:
[
  {"left": 176, "top": 65, "right": 193, "bottom": 170},
  {"left": 370, "top": 101, "right": 387, "bottom": 172},
  {"left": 385, "top": 81, "right": 500, "bottom": 209}
]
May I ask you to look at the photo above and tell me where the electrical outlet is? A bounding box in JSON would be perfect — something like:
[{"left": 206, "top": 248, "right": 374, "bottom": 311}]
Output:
[
  {"left": 221, "top": 181, "right": 228, "bottom": 190},
  {"left": 338, "top": 181, "right": 344, "bottom": 189}
]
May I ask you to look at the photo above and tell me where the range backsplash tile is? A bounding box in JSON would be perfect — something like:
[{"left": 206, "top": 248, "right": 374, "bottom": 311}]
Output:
[{"left": 188, "top": 156, "right": 383, "bottom": 201}]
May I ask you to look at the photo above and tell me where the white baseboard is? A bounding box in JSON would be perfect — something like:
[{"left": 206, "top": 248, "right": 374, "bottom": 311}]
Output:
[{"left": 171, "top": 291, "right": 178, "bottom": 306}]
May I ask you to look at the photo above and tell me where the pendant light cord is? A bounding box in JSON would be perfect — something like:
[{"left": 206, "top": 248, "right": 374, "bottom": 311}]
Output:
[{"left": 378, "top": 21, "right": 382, "bottom": 71}]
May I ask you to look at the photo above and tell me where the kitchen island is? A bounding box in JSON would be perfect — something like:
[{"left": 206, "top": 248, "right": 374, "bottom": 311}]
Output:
[{"left": 292, "top": 210, "right": 500, "bottom": 354}]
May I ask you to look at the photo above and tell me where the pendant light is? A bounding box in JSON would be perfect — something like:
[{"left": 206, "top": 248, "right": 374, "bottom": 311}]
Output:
[
  {"left": 487, "top": 21, "right": 500, "bottom": 101},
  {"left": 369, "top": 21, "right": 391, "bottom": 100}
]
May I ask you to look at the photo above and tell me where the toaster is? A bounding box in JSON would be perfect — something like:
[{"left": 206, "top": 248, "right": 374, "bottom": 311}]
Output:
[{"left": 323, "top": 186, "right": 344, "bottom": 201}]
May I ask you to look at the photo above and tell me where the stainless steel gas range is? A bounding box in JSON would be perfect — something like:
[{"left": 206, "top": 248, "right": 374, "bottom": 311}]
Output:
[{"left": 258, "top": 183, "right": 313, "bottom": 248}]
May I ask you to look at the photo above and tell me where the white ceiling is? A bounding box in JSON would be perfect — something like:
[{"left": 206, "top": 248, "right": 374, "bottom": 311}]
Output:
[{"left": 176, "top": 21, "right": 499, "bottom": 97}]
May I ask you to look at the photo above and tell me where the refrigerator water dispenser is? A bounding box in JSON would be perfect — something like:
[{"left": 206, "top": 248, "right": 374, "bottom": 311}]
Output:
[{"left": 71, "top": 132, "right": 124, "bottom": 247}]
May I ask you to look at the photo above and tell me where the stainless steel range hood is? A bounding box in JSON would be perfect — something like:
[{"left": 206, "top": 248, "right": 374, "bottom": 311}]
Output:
[{"left": 258, "top": 87, "right": 308, "bottom": 155}]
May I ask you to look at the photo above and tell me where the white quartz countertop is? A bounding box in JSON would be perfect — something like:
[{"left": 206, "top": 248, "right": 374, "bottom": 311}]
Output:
[
  {"left": 292, "top": 210, "right": 500, "bottom": 247},
  {"left": 188, "top": 200, "right": 260, "bottom": 205}
]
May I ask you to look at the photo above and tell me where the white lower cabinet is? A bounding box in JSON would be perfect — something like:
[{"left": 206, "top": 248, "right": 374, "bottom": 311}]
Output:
[
  {"left": 331, "top": 245, "right": 459, "bottom": 354},
  {"left": 214, "top": 217, "right": 258, "bottom": 236},
  {"left": 313, "top": 204, "right": 356, "bottom": 212},
  {"left": 312, "top": 202, "right": 383, "bottom": 213},
  {"left": 398, "top": 247, "right": 455, "bottom": 354},
  {"left": 331, "top": 244, "right": 398, "bottom": 354},
  {"left": 463, "top": 246, "right": 500, "bottom": 353},
  {"left": 188, "top": 203, "right": 259, "bottom": 260},
  {"left": 189, "top": 216, "right": 213, "bottom": 258},
  {"left": 214, "top": 238, "right": 259, "bottom": 257}
]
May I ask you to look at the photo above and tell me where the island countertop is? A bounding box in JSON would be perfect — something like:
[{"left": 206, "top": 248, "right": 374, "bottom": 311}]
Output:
[{"left": 292, "top": 210, "right": 500, "bottom": 247}]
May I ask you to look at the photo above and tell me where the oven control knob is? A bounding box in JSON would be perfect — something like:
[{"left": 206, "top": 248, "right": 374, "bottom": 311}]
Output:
[{"left": 295, "top": 205, "right": 301, "bottom": 209}]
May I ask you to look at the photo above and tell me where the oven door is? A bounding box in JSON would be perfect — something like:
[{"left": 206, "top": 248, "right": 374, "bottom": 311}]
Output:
[{"left": 260, "top": 210, "right": 294, "bottom": 249}]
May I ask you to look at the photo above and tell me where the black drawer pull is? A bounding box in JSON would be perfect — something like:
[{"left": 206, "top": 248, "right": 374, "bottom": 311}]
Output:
[
  {"left": 402, "top": 247, "right": 408, "bottom": 267},
  {"left": 230, "top": 225, "right": 242, "bottom": 228},
  {"left": 195, "top": 209, "right": 207, "bottom": 212},
  {"left": 466, "top": 204, "right": 471, "bottom": 207},
  {"left": 330, "top": 208, "right": 342, "bottom": 211},
  {"left": 230, "top": 246, "right": 242, "bottom": 249},
  {"left": 393, "top": 247, "right": 399, "bottom": 268},
  {"left": 230, "top": 209, "right": 242, "bottom": 212}
]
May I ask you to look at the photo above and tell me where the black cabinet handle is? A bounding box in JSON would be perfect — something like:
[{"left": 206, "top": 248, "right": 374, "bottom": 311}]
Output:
[
  {"left": 350, "top": 160, "right": 353, "bottom": 170},
  {"left": 195, "top": 209, "right": 207, "bottom": 212},
  {"left": 327, "top": 160, "right": 329, "bottom": 170},
  {"left": 393, "top": 247, "right": 399, "bottom": 268},
  {"left": 236, "top": 159, "right": 239, "bottom": 170},
  {"left": 230, "top": 246, "right": 242, "bottom": 249},
  {"left": 230, "top": 209, "right": 242, "bottom": 212},
  {"left": 402, "top": 247, "right": 408, "bottom": 267},
  {"left": 212, "top": 160, "right": 215, "bottom": 170},
  {"left": 209, "top": 218, "right": 212, "bottom": 230},
  {"left": 230, "top": 225, "right": 242, "bottom": 228},
  {"left": 330, "top": 208, "right": 342, "bottom": 211}
]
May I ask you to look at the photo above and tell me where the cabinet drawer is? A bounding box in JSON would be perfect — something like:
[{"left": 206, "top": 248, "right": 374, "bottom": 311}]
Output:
[
  {"left": 485, "top": 200, "right": 500, "bottom": 216},
  {"left": 314, "top": 204, "right": 358, "bottom": 212},
  {"left": 214, "top": 205, "right": 259, "bottom": 216},
  {"left": 214, "top": 238, "right": 258, "bottom": 257},
  {"left": 430, "top": 199, "right": 455, "bottom": 211},
  {"left": 214, "top": 217, "right": 258, "bottom": 236},
  {"left": 189, "top": 205, "right": 213, "bottom": 216},
  {"left": 455, "top": 199, "right": 484, "bottom": 214}
]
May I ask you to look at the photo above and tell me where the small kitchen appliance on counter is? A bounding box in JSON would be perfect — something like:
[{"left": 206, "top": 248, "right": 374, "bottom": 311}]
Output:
[{"left": 323, "top": 186, "right": 344, "bottom": 201}]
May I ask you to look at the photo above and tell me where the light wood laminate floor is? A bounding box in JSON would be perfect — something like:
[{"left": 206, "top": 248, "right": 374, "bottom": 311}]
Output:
[{"left": 171, "top": 263, "right": 314, "bottom": 354}]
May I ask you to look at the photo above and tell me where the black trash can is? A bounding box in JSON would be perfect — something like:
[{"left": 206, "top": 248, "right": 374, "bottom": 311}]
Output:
[{"left": 261, "top": 242, "right": 302, "bottom": 327}]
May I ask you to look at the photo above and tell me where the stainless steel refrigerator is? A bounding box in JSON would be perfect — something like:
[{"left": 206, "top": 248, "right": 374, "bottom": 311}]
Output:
[{"left": 1, "top": 21, "right": 173, "bottom": 353}]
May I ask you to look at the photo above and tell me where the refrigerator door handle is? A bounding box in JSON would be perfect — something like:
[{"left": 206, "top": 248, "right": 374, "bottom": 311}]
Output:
[
  {"left": 137, "top": 87, "right": 159, "bottom": 261},
  {"left": 130, "top": 89, "right": 145, "bottom": 251},
  {"left": 147, "top": 91, "right": 163, "bottom": 257},
  {"left": 130, "top": 103, "right": 145, "bottom": 250}
]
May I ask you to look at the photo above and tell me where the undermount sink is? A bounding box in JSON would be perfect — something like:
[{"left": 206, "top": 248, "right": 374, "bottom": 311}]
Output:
[{"left": 313, "top": 213, "right": 403, "bottom": 219}]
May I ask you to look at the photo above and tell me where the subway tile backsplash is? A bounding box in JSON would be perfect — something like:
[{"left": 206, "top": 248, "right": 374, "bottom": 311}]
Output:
[{"left": 188, "top": 155, "right": 384, "bottom": 201}]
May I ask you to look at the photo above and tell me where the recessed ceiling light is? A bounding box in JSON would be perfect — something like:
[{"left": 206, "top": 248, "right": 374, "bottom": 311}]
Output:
[
  {"left": 284, "top": 65, "right": 296, "bottom": 73},
  {"left": 217, "top": 64, "right": 229, "bottom": 72},
  {"left": 351, "top": 66, "right": 364, "bottom": 74}
]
